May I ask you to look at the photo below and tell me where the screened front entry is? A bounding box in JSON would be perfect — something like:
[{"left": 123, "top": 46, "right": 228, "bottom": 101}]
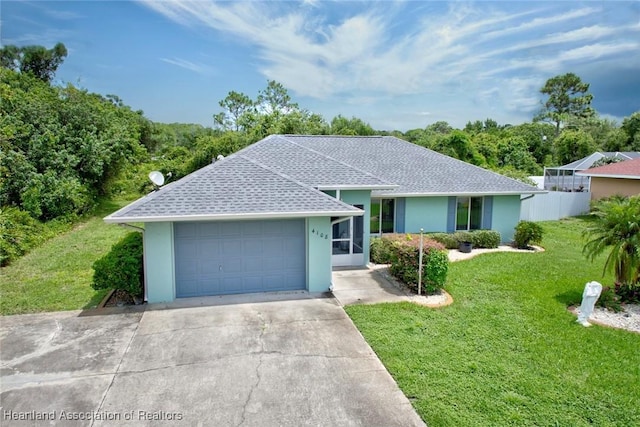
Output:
[{"left": 332, "top": 205, "right": 364, "bottom": 267}]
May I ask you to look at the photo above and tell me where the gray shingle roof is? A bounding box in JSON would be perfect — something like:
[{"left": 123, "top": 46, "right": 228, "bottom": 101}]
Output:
[
  {"left": 107, "top": 134, "right": 542, "bottom": 223},
  {"left": 105, "top": 154, "right": 362, "bottom": 223},
  {"left": 283, "top": 135, "right": 542, "bottom": 196},
  {"left": 241, "top": 135, "right": 394, "bottom": 189}
]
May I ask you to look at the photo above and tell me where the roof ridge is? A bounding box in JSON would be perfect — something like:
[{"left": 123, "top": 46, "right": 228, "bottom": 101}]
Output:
[
  {"left": 237, "top": 153, "right": 361, "bottom": 211},
  {"left": 278, "top": 135, "right": 395, "bottom": 186},
  {"left": 283, "top": 134, "right": 383, "bottom": 138}
]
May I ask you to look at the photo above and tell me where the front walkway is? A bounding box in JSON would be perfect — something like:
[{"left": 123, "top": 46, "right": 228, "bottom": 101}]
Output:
[
  {"left": 331, "top": 266, "right": 450, "bottom": 307},
  {"left": 332, "top": 246, "right": 543, "bottom": 307}
]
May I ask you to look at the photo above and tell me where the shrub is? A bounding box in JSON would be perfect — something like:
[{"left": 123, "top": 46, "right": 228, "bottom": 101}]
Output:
[
  {"left": 0, "top": 207, "right": 43, "bottom": 266},
  {"left": 615, "top": 282, "right": 640, "bottom": 304},
  {"left": 428, "top": 233, "right": 458, "bottom": 249},
  {"left": 513, "top": 221, "right": 544, "bottom": 249},
  {"left": 453, "top": 231, "right": 474, "bottom": 244},
  {"left": 472, "top": 230, "right": 501, "bottom": 249},
  {"left": 92, "top": 232, "right": 144, "bottom": 297},
  {"left": 0, "top": 207, "right": 74, "bottom": 266},
  {"left": 370, "top": 237, "right": 396, "bottom": 264},
  {"left": 596, "top": 286, "right": 622, "bottom": 312},
  {"left": 386, "top": 235, "right": 448, "bottom": 294}
]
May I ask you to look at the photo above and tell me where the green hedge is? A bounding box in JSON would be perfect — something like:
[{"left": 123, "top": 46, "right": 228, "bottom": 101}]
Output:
[
  {"left": 370, "top": 234, "right": 449, "bottom": 294},
  {"left": 471, "top": 230, "right": 501, "bottom": 249},
  {"left": 429, "top": 230, "right": 501, "bottom": 249},
  {"left": 92, "top": 232, "right": 144, "bottom": 297}
]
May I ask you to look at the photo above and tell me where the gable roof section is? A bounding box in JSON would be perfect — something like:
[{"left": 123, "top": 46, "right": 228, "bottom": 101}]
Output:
[
  {"left": 241, "top": 135, "right": 395, "bottom": 190},
  {"left": 576, "top": 157, "right": 640, "bottom": 179},
  {"left": 283, "top": 135, "right": 542, "bottom": 196},
  {"left": 105, "top": 154, "right": 362, "bottom": 223},
  {"left": 553, "top": 152, "right": 640, "bottom": 171}
]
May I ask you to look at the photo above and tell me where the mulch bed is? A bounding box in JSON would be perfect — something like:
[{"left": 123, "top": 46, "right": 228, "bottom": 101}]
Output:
[{"left": 101, "top": 289, "right": 137, "bottom": 307}]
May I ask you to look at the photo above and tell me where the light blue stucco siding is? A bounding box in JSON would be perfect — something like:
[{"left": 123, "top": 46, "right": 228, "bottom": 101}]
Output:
[
  {"left": 144, "top": 222, "right": 175, "bottom": 303},
  {"left": 404, "top": 196, "right": 449, "bottom": 233},
  {"left": 491, "top": 195, "right": 521, "bottom": 242},
  {"left": 306, "top": 217, "right": 332, "bottom": 292},
  {"left": 339, "top": 190, "right": 371, "bottom": 266}
]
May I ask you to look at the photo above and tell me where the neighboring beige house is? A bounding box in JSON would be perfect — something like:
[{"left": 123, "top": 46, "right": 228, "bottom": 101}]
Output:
[{"left": 576, "top": 158, "right": 640, "bottom": 200}]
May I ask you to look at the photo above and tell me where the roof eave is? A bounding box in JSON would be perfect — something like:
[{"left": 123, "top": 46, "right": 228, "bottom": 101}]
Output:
[
  {"left": 373, "top": 190, "right": 547, "bottom": 197},
  {"left": 104, "top": 209, "right": 364, "bottom": 224},
  {"left": 576, "top": 173, "right": 640, "bottom": 179},
  {"left": 316, "top": 184, "right": 398, "bottom": 191}
]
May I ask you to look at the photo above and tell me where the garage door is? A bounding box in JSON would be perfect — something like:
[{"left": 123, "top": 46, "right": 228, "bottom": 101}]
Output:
[{"left": 174, "top": 220, "right": 306, "bottom": 297}]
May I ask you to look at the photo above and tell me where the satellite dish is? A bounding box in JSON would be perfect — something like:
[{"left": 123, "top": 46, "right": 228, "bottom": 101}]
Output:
[
  {"left": 148, "top": 171, "right": 165, "bottom": 187},
  {"left": 217, "top": 154, "right": 224, "bottom": 161}
]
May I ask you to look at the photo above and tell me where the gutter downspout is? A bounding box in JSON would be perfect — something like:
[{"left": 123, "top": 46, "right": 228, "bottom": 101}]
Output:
[{"left": 117, "top": 223, "right": 147, "bottom": 303}]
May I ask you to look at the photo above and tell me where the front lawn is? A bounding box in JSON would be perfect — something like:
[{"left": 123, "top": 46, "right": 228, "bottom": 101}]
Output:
[
  {"left": 0, "top": 200, "right": 130, "bottom": 315},
  {"left": 346, "top": 218, "right": 640, "bottom": 426}
]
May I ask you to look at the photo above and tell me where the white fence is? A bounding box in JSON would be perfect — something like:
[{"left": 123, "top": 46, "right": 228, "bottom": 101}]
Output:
[{"left": 520, "top": 191, "right": 591, "bottom": 222}]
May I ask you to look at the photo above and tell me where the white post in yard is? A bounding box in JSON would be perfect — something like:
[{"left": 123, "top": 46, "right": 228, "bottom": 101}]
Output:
[{"left": 418, "top": 228, "right": 424, "bottom": 295}]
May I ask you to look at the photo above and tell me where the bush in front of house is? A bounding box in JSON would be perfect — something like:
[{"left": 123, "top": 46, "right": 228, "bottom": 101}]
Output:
[
  {"left": 513, "top": 220, "right": 544, "bottom": 249},
  {"left": 428, "top": 233, "right": 459, "bottom": 249},
  {"left": 92, "top": 232, "right": 144, "bottom": 297},
  {"left": 382, "top": 235, "right": 448, "bottom": 294},
  {"left": 453, "top": 231, "right": 474, "bottom": 245},
  {"left": 471, "top": 230, "right": 501, "bottom": 249},
  {"left": 429, "top": 230, "right": 501, "bottom": 249},
  {"left": 370, "top": 236, "right": 396, "bottom": 264}
]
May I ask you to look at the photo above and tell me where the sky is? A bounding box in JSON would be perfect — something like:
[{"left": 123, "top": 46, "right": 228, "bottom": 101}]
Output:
[{"left": 1, "top": 1, "right": 639, "bottom": 131}]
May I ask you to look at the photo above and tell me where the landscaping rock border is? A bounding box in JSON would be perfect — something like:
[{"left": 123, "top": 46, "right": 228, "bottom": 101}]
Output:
[{"left": 568, "top": 304, "right": 640, "bottom": 334}]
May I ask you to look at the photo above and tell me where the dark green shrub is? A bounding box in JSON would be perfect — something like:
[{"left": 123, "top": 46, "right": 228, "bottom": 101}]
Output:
[
  {"left": 513, "top": 221, "right": 544, "bottom": 249},
  {"left": 0, "top": 207, "right": 43, "bottom": 266},
  {"left": 596, "top": 286, "right": 622, "bottom": 312},
  {"left": 0, "top": 207, "right": 73, "bottom": 266},
  {"left": 453, "top": 231, "right": 474, "bottom": 244},
  {"left": 92, "top": 232, "right": 144, "bottom": 297},
  {"left": 615, "top": 282, "right": 640, "bottom": 304},
  {"left": 428, "top": 233, "right": 458, "bottom": 249},
  {"left": 472, "top": 230, "right": 501, "bottom": 248},
  {"left": 387, "top": 236, "right": 448, "bottom": 294},
  {"left": 370, "top": 236, "right": 398, "bottom": 264}
]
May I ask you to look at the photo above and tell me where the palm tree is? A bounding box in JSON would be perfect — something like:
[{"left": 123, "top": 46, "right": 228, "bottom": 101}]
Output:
[{"left": 583, "top": 196, "right": 640, "bottom": 291}]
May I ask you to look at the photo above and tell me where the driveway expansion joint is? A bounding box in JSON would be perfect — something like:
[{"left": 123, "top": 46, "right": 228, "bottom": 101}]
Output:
[
  {"left": 237, "top": 312, "right": 268, "bottom": 427},
  {"left": 90, "top": 315, "right": 141, "bottom": 427}
]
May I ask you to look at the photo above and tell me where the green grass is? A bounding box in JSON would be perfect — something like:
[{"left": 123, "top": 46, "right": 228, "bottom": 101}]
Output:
[
  {"left": 346, "top": 217, "right": 640, "bottom": 426},
  {"left": 0, "top": 199, "right": 131, "bottom": 315}
]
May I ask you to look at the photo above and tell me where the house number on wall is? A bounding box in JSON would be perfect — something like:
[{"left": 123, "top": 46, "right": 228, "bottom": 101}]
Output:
[{"left": 310, "top": 228, "right": 329, "bottom": 239}]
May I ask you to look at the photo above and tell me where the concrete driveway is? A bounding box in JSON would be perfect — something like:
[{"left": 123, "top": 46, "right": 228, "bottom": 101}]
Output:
[{"left": 1, "top": 294, "right": 424, "bottom": 426}]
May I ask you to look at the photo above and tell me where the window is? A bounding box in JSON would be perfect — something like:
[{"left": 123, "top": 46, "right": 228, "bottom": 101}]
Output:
[
  {"left": 456, "top": 197, "right": 483, "bottom": 231},
  {"left": 370, "top": 199, "right": 394, "bottom": 234}
]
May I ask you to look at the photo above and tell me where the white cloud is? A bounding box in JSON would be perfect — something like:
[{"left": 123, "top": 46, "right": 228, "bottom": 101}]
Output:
[
  {"left": 160, "top": 57, "right": 212, "bottom": 75},
  {"left": 139, "top": 1, "right": 640, "bottom": 129}
]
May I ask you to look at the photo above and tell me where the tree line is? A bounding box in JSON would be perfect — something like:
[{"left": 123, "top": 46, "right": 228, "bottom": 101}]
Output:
[{"left": 1, "top": 42, "right": 639, "bottom": 265}]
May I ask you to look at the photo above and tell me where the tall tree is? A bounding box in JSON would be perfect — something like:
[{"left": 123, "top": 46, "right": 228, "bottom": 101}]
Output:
[
  {"left": 621, "top": 111, "right": 640, "bottom": 150},
  {"left": 535, "top": 73, "right": 594, "bottom": 136},
  {"left": 0, "top": 42, "right": 67, "bottom": 83},
  {"left": 214, "top": 91, "right": 254, "bottom": 132},
  {"left": 256, "top": 80, "right": 298, "bottom": 114},
  {"left": 330, "top": 115, "right": 375, "bottom": 136}
]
